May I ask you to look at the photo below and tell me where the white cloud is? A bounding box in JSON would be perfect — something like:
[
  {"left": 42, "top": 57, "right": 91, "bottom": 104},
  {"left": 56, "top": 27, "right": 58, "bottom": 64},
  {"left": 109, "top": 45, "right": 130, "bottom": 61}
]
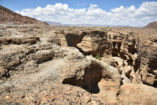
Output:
[{"left": 16, "top": 2, "right": 157, "bottom": 26}]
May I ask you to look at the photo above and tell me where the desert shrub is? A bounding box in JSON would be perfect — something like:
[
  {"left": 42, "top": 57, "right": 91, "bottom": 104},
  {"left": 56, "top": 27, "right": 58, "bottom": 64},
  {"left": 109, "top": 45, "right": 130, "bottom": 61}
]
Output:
[{"left": 95, "top": 53, "right": 101, "bottom": 60}]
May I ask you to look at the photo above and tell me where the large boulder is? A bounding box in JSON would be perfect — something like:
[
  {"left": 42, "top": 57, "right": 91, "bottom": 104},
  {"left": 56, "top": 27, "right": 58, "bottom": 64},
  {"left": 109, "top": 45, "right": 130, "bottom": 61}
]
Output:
[{"left": 118, "top": 84, "right": 157, "bottom": 105}]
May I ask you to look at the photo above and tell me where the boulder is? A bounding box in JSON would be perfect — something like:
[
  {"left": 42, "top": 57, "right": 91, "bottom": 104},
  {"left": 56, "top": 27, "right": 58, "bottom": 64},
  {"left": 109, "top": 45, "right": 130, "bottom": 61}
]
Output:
[
  {"left": 34, "top": 50, "right": 54, "bottom": 64},
  {"left": 118, "top": 84, "right": 157, "bottom": 105}
]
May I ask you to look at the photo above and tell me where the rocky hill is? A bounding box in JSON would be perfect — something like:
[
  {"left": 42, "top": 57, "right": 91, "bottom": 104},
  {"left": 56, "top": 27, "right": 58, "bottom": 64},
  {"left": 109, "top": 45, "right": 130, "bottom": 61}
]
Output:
[
  {"left": 145, "top": 21, "right": 157, "bottom": 29},
  {"left": 0, "top": 6, "right": 47, "bottom": 25}
]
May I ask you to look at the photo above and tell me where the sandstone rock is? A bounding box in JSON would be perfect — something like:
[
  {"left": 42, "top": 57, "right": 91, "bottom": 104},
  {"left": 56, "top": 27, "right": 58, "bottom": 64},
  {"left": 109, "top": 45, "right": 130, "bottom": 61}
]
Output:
[
  {"left": 5, "top": 96, "right": 11, "bottom": 100},
  {"left": 0, "top": 84, "right": 103, "bottom": 105},
  {"left": 47, "top": 35, "right": 61, "bottom": 45},
  {"left": 137, "top": 36, "right": 157, "bottom": 87},
  {"left": 0, "top": 37, "right": 40, "bottom": 45},
  {"left": 118, "top": 84, "right": 157, "bottom": 105},
  {"left": 77, "top": 31, "right": 111, "bottom": 56},
  {"left": 0, "top": 24, "right": 157, "bottom": 105},
  {"left": 23, "top": 60, "right": 38, "bottom": 74},
  {"left": 77, "top": 35, "right": 94, "bottom": 53},
  {"left": 0, "top": 66, "right": 6, "bottom": 79},
  {"left": 61, "top": 53, "right": 121, "bottom": 93},
  {"left": 34, "top": 50, "right": 54, "bottom": 63},
  {"left": 64, "top": 31, "right": 86, "bottom": 47},
  {"left": 95, "top": 79, "right": 120, "bottom": 104}
]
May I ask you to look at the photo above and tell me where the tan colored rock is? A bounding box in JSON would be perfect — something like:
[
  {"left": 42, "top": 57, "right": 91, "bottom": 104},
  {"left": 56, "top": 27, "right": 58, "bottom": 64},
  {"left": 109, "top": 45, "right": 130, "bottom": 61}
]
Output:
[
  {"left": 0, "top": 66, "right": 6, "bottom": 79},
  {"left": 34, "top": 50, "right": 54, "bottom": 63},
  {"left": 77, "top": 31, "right": 111, "bottom": 56},
  {"left": 23, "top": 60, "right": 38, "bottom": 73},
  {"left": 77, "top": 36, "right": 94, "bottom": 53},
  {"left": 137, "top": 36, "right": 157, "bottom": 86},
  {"left": 64, "top": 31, "right": 85, "bottom": 47},
  {"left": 0, "top": 37, "right": 40, "bottom": 45},
  {"left": 1, "top": 24, "right": 157, "bottom": 105},
  {"left": 95, "top": 79, "right": 120, "bottom": 104},
  {"left": 118, "top": 84, "right": 157, "bottom": 105},
  {"left": 0, "top": 84, "right": 103, "bottom": 105},
  {"left": 5, "top": 96, "right": 11, "bottom": 100}
]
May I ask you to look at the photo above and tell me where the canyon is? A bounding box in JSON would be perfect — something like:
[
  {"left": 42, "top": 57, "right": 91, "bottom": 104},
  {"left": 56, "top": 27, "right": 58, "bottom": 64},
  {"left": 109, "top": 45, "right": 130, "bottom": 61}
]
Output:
[{"left": 0, "top": 24, "right": 157, "bottom": 105}]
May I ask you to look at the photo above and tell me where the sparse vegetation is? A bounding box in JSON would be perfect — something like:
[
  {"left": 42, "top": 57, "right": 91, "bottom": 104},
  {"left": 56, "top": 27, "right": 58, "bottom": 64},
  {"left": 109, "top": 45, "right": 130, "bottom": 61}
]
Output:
[{"left": 95, "top": 53, "right": 101, "bottom": 60}]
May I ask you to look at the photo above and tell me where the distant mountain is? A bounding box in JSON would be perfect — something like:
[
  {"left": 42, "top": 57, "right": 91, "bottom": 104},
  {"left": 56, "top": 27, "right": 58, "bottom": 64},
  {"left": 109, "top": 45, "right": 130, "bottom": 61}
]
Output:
[
  {"left": 63, "top": 24, "right": 131, "bottom": 27},
  {"left": 145, "top": 21, "right": 157, "bottom": 29},
  {"left": 44, "top": 21, "right": 131, "bottom": 27},
  {"left": 45, "top": 21, "right": 62, "bottom": 26},
  {"left": 0, "top": 5, "right": 47, "bottom": 25}
]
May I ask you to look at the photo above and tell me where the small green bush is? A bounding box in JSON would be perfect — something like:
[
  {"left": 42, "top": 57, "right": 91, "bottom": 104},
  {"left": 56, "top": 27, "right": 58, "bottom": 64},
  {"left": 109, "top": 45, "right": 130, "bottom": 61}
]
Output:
[{"left": 95, "top": 53, "right": 101, "bottom": 60}]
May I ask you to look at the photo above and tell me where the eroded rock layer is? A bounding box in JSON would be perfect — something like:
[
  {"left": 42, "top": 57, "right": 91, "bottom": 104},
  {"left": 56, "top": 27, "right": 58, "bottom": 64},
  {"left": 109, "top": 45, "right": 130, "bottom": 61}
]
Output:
[{"left": 0, "top": 24, "right": 157, "bottom": 105}]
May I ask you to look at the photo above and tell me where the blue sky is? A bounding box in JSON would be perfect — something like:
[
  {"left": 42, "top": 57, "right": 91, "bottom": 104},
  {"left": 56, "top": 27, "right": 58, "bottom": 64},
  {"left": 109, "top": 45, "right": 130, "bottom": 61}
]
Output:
[
  {"left": 1, "top": 0, "right": 157, "bottom": 26},
  {"left": 1, "top": 0, "right": 156, "bottom": 11}
]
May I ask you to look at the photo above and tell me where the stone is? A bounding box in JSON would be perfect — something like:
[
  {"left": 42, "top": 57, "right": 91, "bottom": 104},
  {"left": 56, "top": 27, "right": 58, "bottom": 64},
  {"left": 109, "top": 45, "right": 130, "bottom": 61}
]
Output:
[
  {"left": 118, "top": 84, "right": 157, "bottom": 105},
  {"left": 0, "top": 23, "right": 157, "bottom": 105},
  {"left": 5, "top": 96, "right": 11, "bottom": 100},
  {"left": 0, "top": 66, "right": 6, "bottom": 79},
  {"left": 77, "top": 31, "right": 111, "bottom": 56},
  {"left": 34, "top": 50, "right": 54, "bottom": 63}
]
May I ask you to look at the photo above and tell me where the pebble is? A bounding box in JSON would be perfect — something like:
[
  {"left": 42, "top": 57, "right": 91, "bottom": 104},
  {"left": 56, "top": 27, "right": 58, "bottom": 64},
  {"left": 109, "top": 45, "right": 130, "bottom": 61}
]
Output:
[{"left": 5, "top": 96, "right": 11, "bottom": 100}]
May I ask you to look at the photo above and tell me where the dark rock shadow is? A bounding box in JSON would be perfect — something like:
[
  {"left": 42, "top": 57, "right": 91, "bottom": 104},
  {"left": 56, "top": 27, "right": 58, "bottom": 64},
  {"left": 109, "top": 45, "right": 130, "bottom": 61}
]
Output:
[{"left": 62, "top": 62, "right": 103, "bottom": 94}]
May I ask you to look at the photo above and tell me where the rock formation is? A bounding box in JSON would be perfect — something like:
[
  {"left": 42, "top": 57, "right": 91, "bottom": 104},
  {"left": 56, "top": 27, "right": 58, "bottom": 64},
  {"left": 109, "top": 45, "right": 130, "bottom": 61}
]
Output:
[{"left": 0, "top": 24, "right": 157, "bottom": 105}]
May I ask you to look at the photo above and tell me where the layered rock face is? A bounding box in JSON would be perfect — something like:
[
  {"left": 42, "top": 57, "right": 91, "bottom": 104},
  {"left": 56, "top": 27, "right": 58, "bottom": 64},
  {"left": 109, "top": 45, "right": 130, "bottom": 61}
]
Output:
[
  {"left": 63, "top": 30, "right": 157, "bottom": 87},
  {"left": 138, "top": 36, "right": 157, "bottom": 86},
  {"left": 0, "top": 25, "right": 157, "bottom": 105}
]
